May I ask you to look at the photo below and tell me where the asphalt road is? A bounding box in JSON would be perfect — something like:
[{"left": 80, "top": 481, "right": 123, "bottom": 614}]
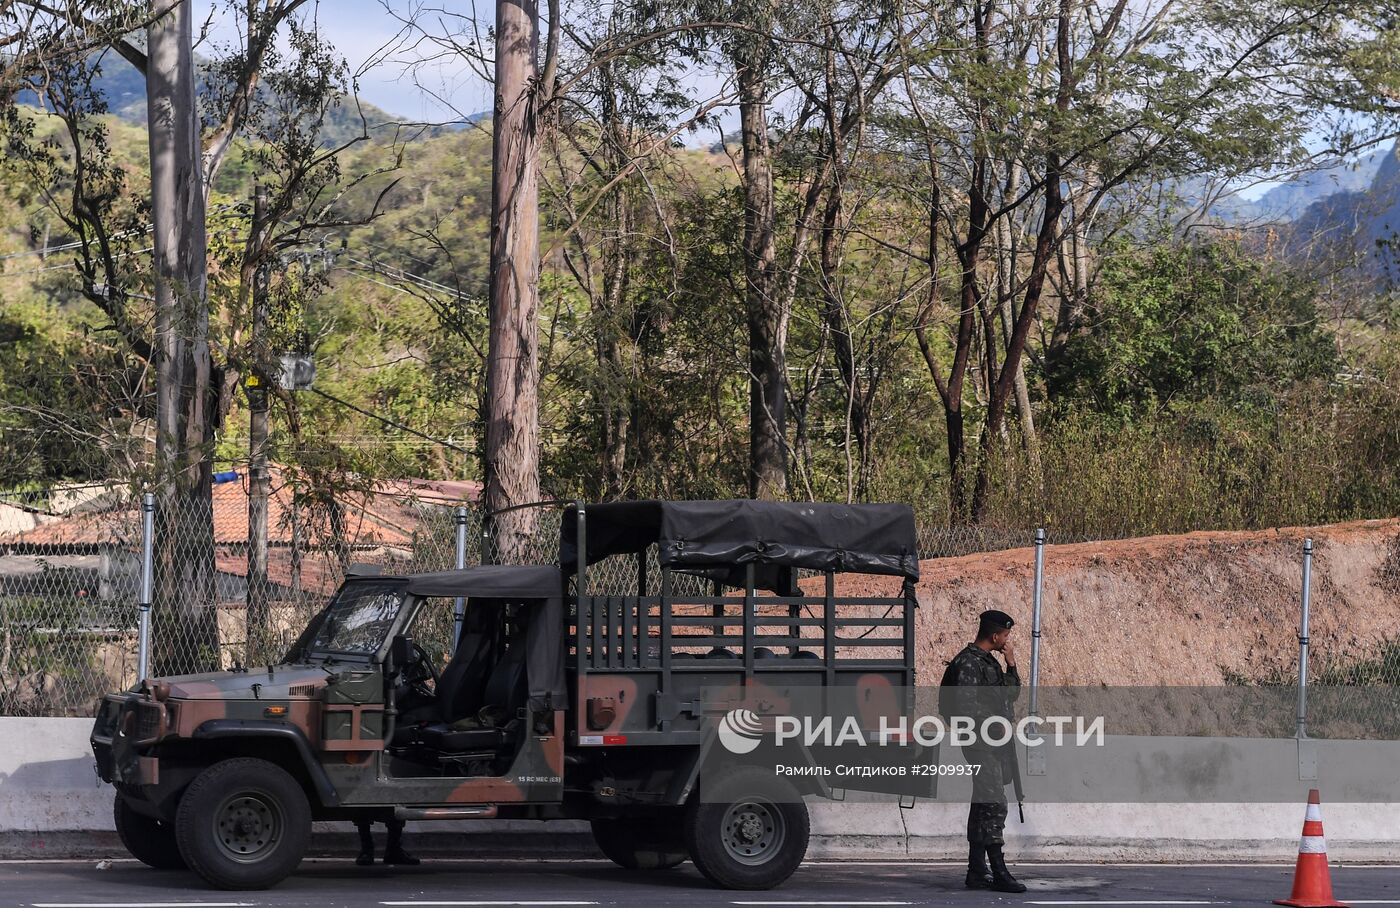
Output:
[{"left": 2, "top": 859, "right": 1397, "bottom": 908}]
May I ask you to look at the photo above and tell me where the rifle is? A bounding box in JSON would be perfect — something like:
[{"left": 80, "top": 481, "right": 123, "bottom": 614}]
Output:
[{"left": 1007, "top": 741, "right": 1025, "bottom": 823}]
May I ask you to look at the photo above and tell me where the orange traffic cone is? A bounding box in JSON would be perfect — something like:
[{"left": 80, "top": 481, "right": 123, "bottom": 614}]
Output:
[{"left": 1274, "top": 789, "right": 1348, "bottom": 908}]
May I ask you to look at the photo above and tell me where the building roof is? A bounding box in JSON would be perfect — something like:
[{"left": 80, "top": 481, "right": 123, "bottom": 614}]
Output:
[{"left": 1, "top": 471, "right": 481, "bottom": 550}]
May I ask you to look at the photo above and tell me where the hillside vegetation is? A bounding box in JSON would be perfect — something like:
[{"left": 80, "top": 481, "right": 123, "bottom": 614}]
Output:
[{"left": 2, "top": 0, "right": 1399, "bottom": 541}]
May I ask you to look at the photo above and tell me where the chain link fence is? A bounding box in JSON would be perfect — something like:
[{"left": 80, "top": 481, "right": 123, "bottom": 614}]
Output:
[
  {"left": 0, "top": 484, "right": 143, "bottom": 718},
  {"left": 2, "top": 483, "right": 1397, "bottom": 721}
]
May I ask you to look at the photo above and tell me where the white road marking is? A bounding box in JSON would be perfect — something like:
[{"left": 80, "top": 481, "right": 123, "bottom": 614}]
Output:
[
  {"left": 0, "top": 859, "right": 140, "bottom": 865},
  {"left": 800, "top": 861, "right": 1307, "bottom": 868},
  {"left": 32, "top": 903, "right": 258, "bottom": 908},
  {"left": 9, "top": 857, "right": 1397, "bottom": 868},
  {"left": 380, "top": 903, "right": 599, "bottom": 907},
  {"left": 732, "top": 903, "right": 914, "bottom": 906},
  {"left": 1024, "top": 895, "right": 1220, "bottom": 901}
]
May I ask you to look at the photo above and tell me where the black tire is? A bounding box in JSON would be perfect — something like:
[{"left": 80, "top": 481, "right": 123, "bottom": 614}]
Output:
[
  {"left": 174, "top": 757, "right": 311, "bottom": 890},
  {"left": 684, "top": 767, "right": 809, "bottom": 890},
  {"left": 113, "top": 794, "right": 186, "bottom": 870},
  {"left": 590, "top": 815, "right": 688, "bottom": 870}
]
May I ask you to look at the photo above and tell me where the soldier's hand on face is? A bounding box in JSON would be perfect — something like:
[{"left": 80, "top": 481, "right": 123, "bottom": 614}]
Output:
[{"left": 1001, "top": 639, "right": 1017, "bottom": 668}]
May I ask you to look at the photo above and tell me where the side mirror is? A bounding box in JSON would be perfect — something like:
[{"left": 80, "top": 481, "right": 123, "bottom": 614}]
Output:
[{"left": 387, "top": 635, "right": 413, "bottom": 677}]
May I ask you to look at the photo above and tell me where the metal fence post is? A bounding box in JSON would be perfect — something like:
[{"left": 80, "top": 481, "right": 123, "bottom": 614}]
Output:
[
  {"left": 452, "top": 506, "right": 469, "bottom": 650},
  {"left": 136, "top": 492, "right": 155, "bottom": 682},
  {"left": 1296, "top": 537, "right": 1313, "bottom": 739},
  {"left": 1029, "top": 528, "right": 1045, "bottom": 717}
]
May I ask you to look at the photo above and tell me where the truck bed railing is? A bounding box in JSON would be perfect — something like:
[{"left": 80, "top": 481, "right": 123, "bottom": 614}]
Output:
[{"left": 570, "top": 566, "right": 914, "bottom": 683}]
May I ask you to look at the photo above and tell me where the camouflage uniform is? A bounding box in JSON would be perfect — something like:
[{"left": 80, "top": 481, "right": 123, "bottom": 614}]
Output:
[{"left": 946, "top": 643, "right": 1020, "bottom": 846}]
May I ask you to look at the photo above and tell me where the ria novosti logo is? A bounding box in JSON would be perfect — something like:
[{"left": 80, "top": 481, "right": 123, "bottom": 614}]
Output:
[
  {"left": 717, "top": 708, "right": 765, "bottom": 754},
  {"left": 716, "top": 707, "right": 1104, "bottom": 754}
]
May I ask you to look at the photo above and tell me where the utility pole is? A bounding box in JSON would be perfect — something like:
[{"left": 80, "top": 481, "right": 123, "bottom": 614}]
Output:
[{"left": 246, "top": 184, "right": 271, "bottom": 650}]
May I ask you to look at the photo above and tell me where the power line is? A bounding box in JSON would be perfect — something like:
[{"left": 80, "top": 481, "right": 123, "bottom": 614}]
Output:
[
  {"left": 306, "top": 386, "right": 472, "bottom": 455},
  {"left": 0, "top": 203, "right": 233, "bottom": 263},
  {"left": 0, "top": 261, "right": 83, "bottom": 278},
  {"left": 0, "top": 245, "right": 154, "bottom": 280},
  {"left": 0, "top": 238, "right": 93, "bottom": 261},
  {"left": 341, "top": 253, "right": 482, "bottom": 300}
]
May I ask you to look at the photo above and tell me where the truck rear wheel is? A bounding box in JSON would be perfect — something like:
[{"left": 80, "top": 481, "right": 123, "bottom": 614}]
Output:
[
  {"left": 590, "top": 815, "right": 688, "bottom": 869},
  {"left": 174, "top": 757, "right": 310, "bottom": 890},
  {"left": 114, "top": 794, "right": 186, "bottom": 870},
  {"left": 684, "top": 767, "right": 809, "bottom": 890}
]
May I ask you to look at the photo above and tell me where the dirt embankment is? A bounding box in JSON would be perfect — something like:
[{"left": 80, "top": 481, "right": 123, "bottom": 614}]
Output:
[{"left": 835, "top": 519, "right": 1400, "bottom": 686}]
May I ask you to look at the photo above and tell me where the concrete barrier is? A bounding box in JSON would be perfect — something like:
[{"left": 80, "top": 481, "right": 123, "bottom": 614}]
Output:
[{"left": 3, "top": 718, "right": 1395, "bottom": 861}]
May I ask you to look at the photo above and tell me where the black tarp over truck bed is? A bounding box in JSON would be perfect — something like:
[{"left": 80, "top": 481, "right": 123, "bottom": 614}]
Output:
[{"left": 563, "top": 500, "right": 922, "bottom": 746}]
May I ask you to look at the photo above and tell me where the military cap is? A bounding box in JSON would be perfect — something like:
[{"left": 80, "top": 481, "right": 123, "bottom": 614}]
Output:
[{"left": 978, "top": 609, "right": 1015, "bottom": 630}]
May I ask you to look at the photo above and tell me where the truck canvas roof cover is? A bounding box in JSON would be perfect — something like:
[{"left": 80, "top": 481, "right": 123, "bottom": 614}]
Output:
[
  {"left": 560, "top": 499, "right": 919, "bottom": 588},
  {"left": 399, "top": 564, "right": 561, "bottom": 599}
]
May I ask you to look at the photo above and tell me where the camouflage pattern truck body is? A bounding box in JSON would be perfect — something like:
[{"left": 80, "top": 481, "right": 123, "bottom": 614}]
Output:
[{"left": 92, "top": 499, "right": 926, "bottom": 891}]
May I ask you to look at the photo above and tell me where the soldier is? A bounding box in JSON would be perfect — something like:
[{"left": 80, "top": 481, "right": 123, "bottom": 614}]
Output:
[
  {"left": 942, "top": 609, "right": 1027, "bottom": 894},
  {"left": 355, "top": 818, "right": 419, "bottom": 866}
]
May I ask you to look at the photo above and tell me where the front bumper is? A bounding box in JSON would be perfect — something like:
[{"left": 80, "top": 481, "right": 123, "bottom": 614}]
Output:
[{"left": 91, "top": 693, "right": 167, "bottom": 786}]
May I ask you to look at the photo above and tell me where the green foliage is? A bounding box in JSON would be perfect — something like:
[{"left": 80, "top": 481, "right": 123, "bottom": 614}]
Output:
[
  {"left": 976, "top": 363, "right": 1400, "bottom": 536},
  {"left": 0, "top": 304, "right": 85, "bottom": 483},
  {"left": 542, "top": 178, "right": 750, "bottom": 499},
  {"left": 0, "top": 296, "right": 148, "bottom": 484},
  {"left": 1049, "top": 241, "right": 1339, "bottom": 415},
  {"left": 1314, "top": 639, "right": 1400, "bottom": 686},
  {"left": 0, "top": 593, "right": 112, "bottom": 718},
  {"left": 1, "top": 3, "right": 1398, "bottom": 544}
]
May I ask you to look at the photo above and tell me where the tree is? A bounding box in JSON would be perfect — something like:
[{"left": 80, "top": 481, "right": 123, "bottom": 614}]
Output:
[
  {"left": 484, "top": 0, "right": 546, "bottom": 560},
  {"left": 570, "top": 0, "right": 831, "bottom": 500},
  {"left": 378, "top": 0, "right": 563, "bottom": 555},
  {"left": 729, "top": 0, "right": 785, "bottom": 499},
  {"left": 4, "top": 0, "right": 387, "bottom": 671},
  {"left": 893, "top": 0, "right": 1400, "bottom": 521},
  {"left": 126, "top": 0, "right": 330, "bottom": 672},
  {"left": 0, "top": 1, "right": 150, "bottom": 93},
  {"left": 537, "top": 0, "right": 745, "bottom": 498},
  {"left": 1048, "top": 240, "right": 1340, "bottom": 413},
  {"left": 142, "top": 0, "right": 219, "bottom": 673},
  {"left": 227, "top": 28, "right": 399, "bottom": 653},
  {"left": 792, "top": 10, "right": 904, "bottom": 501}
]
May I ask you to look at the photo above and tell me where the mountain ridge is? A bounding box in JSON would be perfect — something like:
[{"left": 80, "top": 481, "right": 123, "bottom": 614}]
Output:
[{"left": 15, "top": 49, "right": 486, "bottom": 146}]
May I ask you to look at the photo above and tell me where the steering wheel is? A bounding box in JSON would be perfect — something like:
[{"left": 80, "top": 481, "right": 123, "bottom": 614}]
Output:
[{"left": 399, "top": 642, "right": 439, "bottom": 702}]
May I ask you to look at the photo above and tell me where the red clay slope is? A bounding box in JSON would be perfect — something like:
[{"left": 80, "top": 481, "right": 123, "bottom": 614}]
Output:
[{"left": 829, "top": 519, "right": 1400, "bottom": 686}]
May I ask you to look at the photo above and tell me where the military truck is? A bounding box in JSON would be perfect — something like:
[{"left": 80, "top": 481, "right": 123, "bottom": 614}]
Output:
[{"left": 92, "top": 499, "right": 924, "bottom": 891}]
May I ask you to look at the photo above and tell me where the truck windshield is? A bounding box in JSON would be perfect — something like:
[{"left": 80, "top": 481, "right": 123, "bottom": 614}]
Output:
[{"left": 306, "top": 581, "right": 406, "bottom": 656}]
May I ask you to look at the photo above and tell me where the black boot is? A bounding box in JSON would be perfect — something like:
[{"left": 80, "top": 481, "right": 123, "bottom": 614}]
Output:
[
  {"left": 987, "top": 844, "right": 1027, "bottom": 893},
  {"left": 355, "top": 822, "right": 375, "bottom": 867},
  {"left": 383, "top": 821, "right": 420, "bottom": 866},
  {"left": 965, "top": 844, "right": 994, "bottom": 889}
]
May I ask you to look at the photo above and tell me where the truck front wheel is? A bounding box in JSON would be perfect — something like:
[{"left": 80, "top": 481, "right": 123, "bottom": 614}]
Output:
[
  {"left": 174, "top": 757, "right": 311, "bottom": 890},
  {"left": 114, "top": 794, "right": 186, "bottom": 869},
  {"left": 684, "top": 768, "right": 809, "bottom": 890},
  {"left": 591, "top": 814, "right": 688, "bottom": 869}
]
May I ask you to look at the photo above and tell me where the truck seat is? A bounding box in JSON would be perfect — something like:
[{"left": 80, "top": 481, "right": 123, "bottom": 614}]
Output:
[
  {"left": 433, "top": 632, "right": 492, "bottom": 723},
  {"left": 413, "top": 642, "right": 528, "bottom": 753},
  {"left": 421, "top": 723, "right": 511, "bottom": 752}
]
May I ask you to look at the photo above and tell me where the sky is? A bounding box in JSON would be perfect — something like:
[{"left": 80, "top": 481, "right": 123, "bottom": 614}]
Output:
[
  {"left": 187, "top": 0, "right": 1382, "bottom": 199},
  {"left": 194, "top": 0, "right": 495, "bottom": 123},
  {"left": 193, "top": 0, "right": 739, "bottom": 141}
]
